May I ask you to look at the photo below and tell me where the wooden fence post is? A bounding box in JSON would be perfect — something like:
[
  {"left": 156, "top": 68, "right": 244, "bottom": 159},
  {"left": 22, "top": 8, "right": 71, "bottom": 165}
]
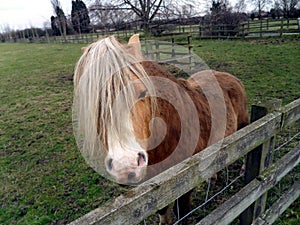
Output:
[
  {"left": 260, "top": 19, "right": 263, "bottom": 38},
  {"left": 199, "top": 25, "right": 202, "bottom": 39},
  {"left": 280, "top": 19, "right": 284, "bottom": 37},
  {"left": 188, "top": 35, "right": 193, "bottom": 71},
  {"left": 171, "top": 37, "right": 175, "bottom": 58},
  {"left": 155, "top": 40, "right": 160, "bottom": 61},
  {"left": 239, "top": 99, "right": 281, "bottom": 225},
  {"left": 242, "top": 24, "right": 245, "bottom": 39}
]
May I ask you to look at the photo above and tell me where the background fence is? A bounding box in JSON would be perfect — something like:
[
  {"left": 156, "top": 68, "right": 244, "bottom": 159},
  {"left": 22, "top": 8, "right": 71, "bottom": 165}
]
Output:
[
  {"left": 142, "top": 36, "right": 206, "bottom": 76},
  {"left": 69, "top": 98, "right": 300, "bottom": 225},
  {"left": 3, "top": 18, "right": 300, "bottom": 44},
  {"left": 199, "top": 18, "right": 300, "bottom": 39}
]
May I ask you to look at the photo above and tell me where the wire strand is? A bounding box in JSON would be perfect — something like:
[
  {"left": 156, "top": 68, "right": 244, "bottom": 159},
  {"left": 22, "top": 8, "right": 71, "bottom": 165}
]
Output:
[
  {"left": 205, "top": 178, "right": 211, "bottom": 202},
  {"left": 274, "top": 131, "right": 300, "bottom": 152},
  {"left": 173, "top": 173, "right": 244, "bottom": 225}
]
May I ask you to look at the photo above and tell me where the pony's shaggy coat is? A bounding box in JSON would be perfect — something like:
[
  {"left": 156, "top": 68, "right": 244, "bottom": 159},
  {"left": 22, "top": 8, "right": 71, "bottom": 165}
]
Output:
[{"left": 73, "top": 35, "right": 249, "bottom": 224}]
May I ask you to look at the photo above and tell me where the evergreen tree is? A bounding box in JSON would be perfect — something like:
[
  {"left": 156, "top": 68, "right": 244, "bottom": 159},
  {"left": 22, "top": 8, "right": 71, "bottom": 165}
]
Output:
[
  {"left": 51, "top": 16, "right": 60, "bottom": 36},
  {"left": 71, "top": 0, "right": 91, "bottom": 34},
  {"left": 50, "top": 0, "right": 68, "bottom": 37}
]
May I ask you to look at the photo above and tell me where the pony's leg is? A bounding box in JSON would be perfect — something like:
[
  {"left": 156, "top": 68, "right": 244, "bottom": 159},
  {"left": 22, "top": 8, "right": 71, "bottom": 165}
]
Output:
[
  {"left": 158, "top": 206, "right": 172, "bottom": 225},
  {"left": 173, "top": 190, "right": 193, "bottom": 225}
]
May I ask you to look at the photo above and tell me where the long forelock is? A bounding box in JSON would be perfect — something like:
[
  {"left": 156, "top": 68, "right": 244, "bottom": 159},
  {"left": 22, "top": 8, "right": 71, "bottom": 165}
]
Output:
[{"left": 73, "top": 36, "right": 157, "bottom": 155}]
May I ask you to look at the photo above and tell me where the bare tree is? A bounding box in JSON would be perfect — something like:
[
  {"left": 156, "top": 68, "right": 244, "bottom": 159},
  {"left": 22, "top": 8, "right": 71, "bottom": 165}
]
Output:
[
  {"left": 159, "top": 1, "right": 176, "bottom": 20},
  {"left": 89, "top": 2, "right": 134, "bottom": 31},
  {"left": 0, "top": 24, "right": 14, "bottom": 42},
  {"left": 90, "top": 0, "right": 163, "bottom": 34},
  {"left": 173, "top": 3, "right": 196, "bottom": 19},
  {"left": 279, "top": 0, "right": 299, "bottom": 18},
  {"left": 122, "top": 0, "right": 163, "bottom": 33},
  {"left": 248, "top": 0, "right": 272, "bottom": 19},
  {"left": 89, "top": 2, "right": 112, "bottom": 29},
  {"left": 89, "top": 0, "right": 203, "bottom": 34},
  {"left": 235, "top": 0, "right": 247, "bottom": 12},
  {"left": 270, "top": 1, "right": 283, "bottom": 18}
]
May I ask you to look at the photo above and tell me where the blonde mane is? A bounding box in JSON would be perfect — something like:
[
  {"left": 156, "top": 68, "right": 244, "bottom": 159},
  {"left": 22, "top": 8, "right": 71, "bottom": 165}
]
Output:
[{"left": 73, "top": 36, "right": 156, "bottom": 163}]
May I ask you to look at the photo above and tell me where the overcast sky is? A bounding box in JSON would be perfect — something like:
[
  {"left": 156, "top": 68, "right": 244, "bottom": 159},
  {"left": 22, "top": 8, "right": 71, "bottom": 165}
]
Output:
[
  {"left": 0, "top": 0, "right": 251, "bottom": 31},
  {"left": 0, "top": 0, "right": 72, "bottom": 30}
]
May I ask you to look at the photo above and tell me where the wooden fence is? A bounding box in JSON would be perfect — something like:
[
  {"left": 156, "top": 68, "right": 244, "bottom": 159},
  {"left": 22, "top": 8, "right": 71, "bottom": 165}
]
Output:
[
  {"left": 142, "top": 36, "right": 206, "bottom": 75},
  {"left": 69, "top": 97, "right": 300, "bottom": 225},
  {"left": 199, "top": 18, "right": 300, "bottom": 39},
  {"left": 3, "top": 18, "right": 299, "bottom": 44},
  {"left": 241, "top": 18, "right": 300, "bottom": 38},
  {"left": 39, "top": 18, "right": 300, "bottom": 43}
]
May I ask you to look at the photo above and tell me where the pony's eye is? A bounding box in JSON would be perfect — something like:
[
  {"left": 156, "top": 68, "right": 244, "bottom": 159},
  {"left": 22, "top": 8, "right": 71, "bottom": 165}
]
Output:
[
  {"left": 107, "top": 158, "right": 113, "bottom": 171},
  {"left": 138, "top": 90, "right": 147, "bottom": 99}
]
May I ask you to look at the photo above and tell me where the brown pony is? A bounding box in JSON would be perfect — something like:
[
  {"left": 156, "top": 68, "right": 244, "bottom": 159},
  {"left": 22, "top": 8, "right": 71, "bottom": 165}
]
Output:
[{"left": 73, "top": 34, "right": 249, "bottom": 224}]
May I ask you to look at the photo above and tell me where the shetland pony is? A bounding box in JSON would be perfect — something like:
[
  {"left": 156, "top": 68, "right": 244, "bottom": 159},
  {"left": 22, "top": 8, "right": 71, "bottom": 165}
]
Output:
[{"left": 73, "top": 34, "right": 249, "bottom": 225}]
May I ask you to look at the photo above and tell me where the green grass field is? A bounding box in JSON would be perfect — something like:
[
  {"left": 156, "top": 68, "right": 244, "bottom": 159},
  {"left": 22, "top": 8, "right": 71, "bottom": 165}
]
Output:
[{"left": 0, "top": 37, "right": 299, "bottom": 224}]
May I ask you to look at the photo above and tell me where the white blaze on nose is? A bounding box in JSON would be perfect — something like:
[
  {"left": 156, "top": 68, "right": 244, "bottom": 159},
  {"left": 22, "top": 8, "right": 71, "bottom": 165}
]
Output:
[{"left": 106, "top": 128, "right": 148, "bottom": 184}]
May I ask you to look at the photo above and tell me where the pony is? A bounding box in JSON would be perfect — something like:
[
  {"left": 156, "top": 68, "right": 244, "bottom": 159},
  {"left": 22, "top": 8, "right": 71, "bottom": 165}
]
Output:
[{"left": 73, "top": 34, "right": 249, "bottom": 225}]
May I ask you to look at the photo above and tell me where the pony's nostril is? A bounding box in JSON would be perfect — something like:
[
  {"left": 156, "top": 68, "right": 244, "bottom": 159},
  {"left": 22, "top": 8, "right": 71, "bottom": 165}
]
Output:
[
  {"left": 128, "top": 172, "right": 136, "bottom": 180},
  {"left": 137, "top": 152, "right": 147, "bottom": 166},
  {"left": 106, "top": 158, "right": 113, "bottom": 171}
]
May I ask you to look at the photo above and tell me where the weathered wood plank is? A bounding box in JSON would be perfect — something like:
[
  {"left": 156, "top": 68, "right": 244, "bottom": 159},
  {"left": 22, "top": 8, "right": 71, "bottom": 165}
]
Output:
[
  {"left": 69, "top": 155, "right": 202, "bottom": 225},
  {"left": 253, "top": 179, "right": 300, "bottom": 225},
  {"left": 195, "top": 111, "right": 282, "bottom": 180},
  {"left": 69, "top": 99, "right": 300, "bottom": 225},
  {"left": 196, "top": 145, "right": 300, "bottom": 225},
  {"left": 281, "top": 98, "right": 300, "bottom": 128}
]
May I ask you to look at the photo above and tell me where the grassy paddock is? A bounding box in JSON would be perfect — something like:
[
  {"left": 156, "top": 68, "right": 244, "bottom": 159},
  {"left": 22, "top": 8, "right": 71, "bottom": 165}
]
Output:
[{"left": 0, "top": 38, "right": 299, "bottom": 224}]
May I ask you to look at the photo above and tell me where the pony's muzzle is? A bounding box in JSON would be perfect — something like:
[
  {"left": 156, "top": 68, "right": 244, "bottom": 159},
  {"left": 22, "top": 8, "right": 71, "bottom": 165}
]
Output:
[{"left": 105, "top": 151, "right": 148, "bottom": 184}]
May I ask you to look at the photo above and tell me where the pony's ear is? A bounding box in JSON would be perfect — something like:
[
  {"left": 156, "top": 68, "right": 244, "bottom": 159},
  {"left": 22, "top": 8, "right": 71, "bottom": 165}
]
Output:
[
  {"left": 81, "top": 47, "right": 87, "bottom": 53},
  {"left": 127, "top": 34, "right": 142, "bottom": 60},
  {"left": 128, "top": 34, "right": 140, "bottom": 45}
]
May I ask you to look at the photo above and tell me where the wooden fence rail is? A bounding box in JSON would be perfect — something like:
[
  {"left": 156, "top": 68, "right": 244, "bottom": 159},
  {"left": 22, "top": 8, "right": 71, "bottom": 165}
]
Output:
[
  {"left": 197, "top": 145, "right": 299, "bottom": 225},
  {"left": 69, "top": 98, "right": 300, "bottom": 225},
  {"left": 143, "top": 36, "right": 198, "bottom": 73},
  {"left": 199, "top": 18, "right": 300, "bottom": 39},
  {"left": 253, "top": 179, "right": 300, "bottom": 225}
]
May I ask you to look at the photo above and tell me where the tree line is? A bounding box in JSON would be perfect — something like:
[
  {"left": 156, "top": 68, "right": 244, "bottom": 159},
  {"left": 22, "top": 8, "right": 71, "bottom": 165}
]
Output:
[
  {"left": 88, "top": 0, "right": 300, "bottom": 36},
  {"left": 1, "top": 0, "right": 299, "bottom": 42},
  {"left": 58, "top": 0, "right": 300, "bottom": 36}
]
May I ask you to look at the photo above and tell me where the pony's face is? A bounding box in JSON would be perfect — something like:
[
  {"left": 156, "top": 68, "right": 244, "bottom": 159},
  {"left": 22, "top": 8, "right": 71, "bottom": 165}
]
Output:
[
  {"left": 76, "top": 34, "right": 158, "bottom": 184},
  {"left": 102, "top": 35, "right": 154, "bottom": 184},
  {"left": 104, "top": 84, "right": 153, "bottom": 184}
]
